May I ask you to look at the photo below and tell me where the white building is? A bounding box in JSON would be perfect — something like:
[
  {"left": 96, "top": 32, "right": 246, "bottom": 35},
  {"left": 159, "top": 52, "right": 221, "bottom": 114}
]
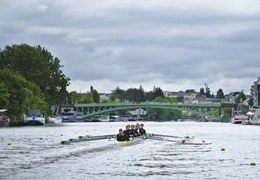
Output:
[
  {"left": 99, "top": 93, "right": 111, "bottom": 100},
  {"left": 250, "top": 77, "right": 260, "bottom": 106}
]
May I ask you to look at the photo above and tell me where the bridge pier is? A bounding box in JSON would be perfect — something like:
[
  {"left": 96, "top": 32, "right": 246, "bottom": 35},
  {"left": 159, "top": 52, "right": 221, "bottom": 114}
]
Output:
[{"left": 220, "top": 104, "right": 237, "bottom": 118}]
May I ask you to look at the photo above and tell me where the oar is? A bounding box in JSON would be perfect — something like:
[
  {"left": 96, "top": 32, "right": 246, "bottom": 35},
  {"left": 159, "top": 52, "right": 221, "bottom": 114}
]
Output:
[
  {"left": 149, "top": 136, "right": 186, "bottom": 143},
  {"left": 79, "top": 134, "right": 117, "bottom": 141},
  {"left": 60, "top": 134, "right": 117, "bottom": 145},
  {"left": 154, "top": 134, "right": 190, "bottom": 139}
]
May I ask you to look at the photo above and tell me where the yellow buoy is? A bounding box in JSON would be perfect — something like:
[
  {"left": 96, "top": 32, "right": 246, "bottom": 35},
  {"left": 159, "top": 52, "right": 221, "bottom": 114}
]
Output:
[
  {"left": 202, "top": 140, "right": 205, "bottom": 143},
  {"left": 250, "top": 162, "right": 256, "bottom": 166},
  {"left": 39, "top": 138, "right": 43, "bottom": 140},
  {"left": 7, "top": 143, "right": 11, "bottom": 146},
  {"left": 75, "top": 132, "right": 78, "bottom": 134},
  {"left": 221, "top": 148, "right": 225, "bottom": 151}
]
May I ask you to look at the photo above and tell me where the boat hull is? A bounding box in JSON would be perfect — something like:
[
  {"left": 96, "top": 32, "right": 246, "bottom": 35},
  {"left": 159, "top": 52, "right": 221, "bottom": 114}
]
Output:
[
  {"left": 231, "top": 115, "right": 250, "bottom": 124},
  {"left": 250, "top": 119, "right": 260, "bottom": 125},
  {"left": 117, "top": 134, "right": 151, "bottom": 146},
  {"left": 0, "top": 119, "right": 10, "bottom": 127},
  {"left": 0, "top": 110, "right": 9, "bottom": 127},
  {"left": 117, "top": 138, "right": 142, "bottom": 146},
  {"left": 249, "top": 109, "right": 260, "bottom": 125},
  {"left": 23, "top": 117, "right": 45, "bottom": 126},
  {"left": 48, "top": 117, "right": 62, "bottom": 124}
]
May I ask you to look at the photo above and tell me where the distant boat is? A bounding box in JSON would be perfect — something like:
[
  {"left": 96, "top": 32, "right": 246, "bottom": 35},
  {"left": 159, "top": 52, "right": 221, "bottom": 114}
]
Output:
[
  {"left": 231, "top": 115, "right": 250, "bottom": 124},
  {"left": 0, "top": 109, "right": 10, "bottom": 127},
  {"left": 23, "top": 110, "right": 45, "bottom": 126},
  {"left": 48, "top": 116, "right": 62, "bottom": 124},
  {"left": 250, "top": 109, "right": 260, "bottom": 125},
  {"left": 92, "top": 115, "right": 121, "bottom": 122},
  {"left": 60, "top": 111, "right": 84, "bottom": 122}
]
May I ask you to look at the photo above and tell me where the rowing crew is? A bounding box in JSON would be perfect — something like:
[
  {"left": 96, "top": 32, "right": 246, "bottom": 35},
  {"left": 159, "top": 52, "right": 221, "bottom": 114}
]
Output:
[{"left": 117, "top": 123, "right": 146, "bottom": 141}]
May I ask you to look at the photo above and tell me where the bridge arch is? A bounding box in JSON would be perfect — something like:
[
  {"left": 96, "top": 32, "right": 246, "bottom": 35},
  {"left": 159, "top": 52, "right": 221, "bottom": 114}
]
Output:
[{"left": 75, "top": 102, "right": 221, "bottom": 120}]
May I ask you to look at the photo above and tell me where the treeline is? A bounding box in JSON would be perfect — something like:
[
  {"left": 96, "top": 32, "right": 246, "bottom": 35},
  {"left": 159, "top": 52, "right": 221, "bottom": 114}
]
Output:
[
  {"left": 70, "top": 86, "right": 184, "bottom": 104},
  {"left": 0, "top": 44, "right": 70, "bottom": 125}
]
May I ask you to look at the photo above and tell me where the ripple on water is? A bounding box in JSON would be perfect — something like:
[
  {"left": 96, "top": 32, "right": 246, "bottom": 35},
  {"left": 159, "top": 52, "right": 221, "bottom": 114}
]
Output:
[{"left": 1, "top": 122, "right": 260, "bottom": 180}]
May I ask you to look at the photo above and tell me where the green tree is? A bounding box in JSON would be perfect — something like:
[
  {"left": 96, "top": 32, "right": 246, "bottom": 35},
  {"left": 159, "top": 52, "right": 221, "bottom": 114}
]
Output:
[
  {"left": 90, "top": 86, "right": 100, "bottom": 103},
  {"left": 205, "top": 86, "right": 211, "bottom": 98},
  {"left": 200, "top": 87, "right": 205, "bottom": 95},
  {"left": 186, "top": 89, "right": 196, "bottom": 93},
  {"left": 100, "top": 99, "right": 111, "bottom": 103},
  {"left": 176, "top": 96, "right": 184, "bottom": 102},
  {"left": 67, "top": 91, "right": 81, "bottom": 104},
  {"left": 216, "top": 89, "right": 225, "bottom": 99},
  {"left": 124, "top": 87, "right": 145, "bottom": 102},
  {"left": 146, "top": 86, "right": 165, "bottom": 101},
  {"left": 78, "top": 92, "right": 94, "bottom": 103},
  {"left": 109, "top": 87, "right": 125, "bottom": 102},
  {"left": 248, "top": 97, "right": 254, "bottom": 107},
  {"left": 235, "top": 92, "right": 246, "bottom": 104},
  {"left": 0, "top": 44, "right": 70, "bottom": 109},
  {"left": 0, "top": 69, "right": 48, "bottom": 124},
  {"left": 137, "top": 86, "right": 145, "bottom": 102}
]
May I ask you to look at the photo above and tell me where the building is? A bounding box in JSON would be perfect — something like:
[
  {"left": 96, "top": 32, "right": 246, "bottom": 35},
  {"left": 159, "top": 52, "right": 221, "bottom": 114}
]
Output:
[
  {"left": 99, "top": 93, "right": 111, "bottom": 100},
  {"left": 250, "top": 77, "right": 260, "bottom": 106},
  {"left": 163, "top": 91, "right": 197, "bottom": 103}
]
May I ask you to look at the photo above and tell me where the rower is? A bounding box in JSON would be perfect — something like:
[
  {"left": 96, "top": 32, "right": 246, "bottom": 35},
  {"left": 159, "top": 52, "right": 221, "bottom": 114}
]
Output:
[
  {"left": 135, "top": 123, "right": 140, "bottom": 135},
  {"left": 117, "top": 128, "right": 129, "bottom": 141},
  {"left": 139, "top": 124, "right": 146, "bottom": 135},
  {"left": 130, "top": 124, "right": 139, "bottom": 137},
  {"left": 123, "top": 125, "right": 132, "bottom": 138}
]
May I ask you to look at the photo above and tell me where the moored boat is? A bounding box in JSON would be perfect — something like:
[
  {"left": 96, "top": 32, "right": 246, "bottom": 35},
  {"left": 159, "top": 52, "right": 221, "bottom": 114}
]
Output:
[
  {"left": 231, "top": 115, "right": 250, "bottom": 124},
  {"left": 0, "top": 109, "right": 10, "bottom": 127},
  {"left": 23, "top": 110, "right": 45, "bottom": 126},
  {"left": 92, "top": 115, "right": 121, "bottom": 122},
  {"left": 48, "top": 116, "right": 62, "bottom": 124},
  {"left": 250, "top": 109, "right": 260, "bottom": 125}
]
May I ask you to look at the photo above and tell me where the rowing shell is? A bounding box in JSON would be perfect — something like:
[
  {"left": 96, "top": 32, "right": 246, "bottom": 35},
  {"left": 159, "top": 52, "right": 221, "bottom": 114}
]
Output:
[
  {"left": 117, "top": 134, "right": 153, "bottom": 147},
  {"left": 117, "top": 138, "right": 142, "bottom": 147}
]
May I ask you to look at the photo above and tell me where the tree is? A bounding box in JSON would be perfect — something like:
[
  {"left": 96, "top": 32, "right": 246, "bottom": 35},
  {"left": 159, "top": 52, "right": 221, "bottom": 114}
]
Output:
[
  {"left": 0, "top": 44, "right": 70, "bottom": 108},
  {"left": 235, "top": 92, "right": 246, "bottom": 104},
  {"left": 90, "top": 86, "right": 100, "bottom": 103},
  {"left": 186, "top": 89, "right": 196, "bottom": 93},
  {"left": 216, "top": 89, "right": 225, "bottom": 99},
  {"left": 0, "top": 69, "right": 48, "bottom": 124},
  {"left": 67, "top": 91, "right": 81, "bottom": 104},
  {"left": 176, "top": 96, "right": 184, "bottom": 102},
  {"left": 205, "top": 84, "right": 211, "bottom": 98},
  {"left": 78, "top": 92, "right": 94, "bottom": 103},
  {"left": 146, "top": 86, "right": 164, "bottom": 101},
  {"left": 137, "top": 85, "right": 145, "bottom": 102},
  {"left": 109, "top": 86, "right": 125, "bottom": 102},
  {"left": 153, "top": 87, "right": 164, "bottom": 98},
  {"left": 200, "top": 87, "right": 205, "bottom": 95},
  {"left": 248, "top": 97, "right": 254, "bottom": 107}
]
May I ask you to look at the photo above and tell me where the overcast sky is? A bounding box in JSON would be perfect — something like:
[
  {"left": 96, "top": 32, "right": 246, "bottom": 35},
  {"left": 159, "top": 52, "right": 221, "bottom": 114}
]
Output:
[{"left": 1, "top": 0, "right": 260, "bottom": 95}]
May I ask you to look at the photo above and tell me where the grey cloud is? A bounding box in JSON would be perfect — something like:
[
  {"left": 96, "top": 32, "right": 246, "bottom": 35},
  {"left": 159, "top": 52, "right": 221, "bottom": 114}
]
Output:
[{"left": 1, "top": 0, "right": 260, "bottom": 94}]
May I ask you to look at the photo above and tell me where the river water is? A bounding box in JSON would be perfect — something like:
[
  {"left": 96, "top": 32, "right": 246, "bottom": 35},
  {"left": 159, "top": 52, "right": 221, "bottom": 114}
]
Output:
[{"left": 1, "top": 121, "right": 260, "bottom": 180}]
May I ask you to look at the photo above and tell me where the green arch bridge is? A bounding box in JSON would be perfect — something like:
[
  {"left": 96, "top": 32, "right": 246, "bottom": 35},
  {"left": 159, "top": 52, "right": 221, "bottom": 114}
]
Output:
[{"left": 75, "top": 102, "right": 231, "bottom": 120}]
